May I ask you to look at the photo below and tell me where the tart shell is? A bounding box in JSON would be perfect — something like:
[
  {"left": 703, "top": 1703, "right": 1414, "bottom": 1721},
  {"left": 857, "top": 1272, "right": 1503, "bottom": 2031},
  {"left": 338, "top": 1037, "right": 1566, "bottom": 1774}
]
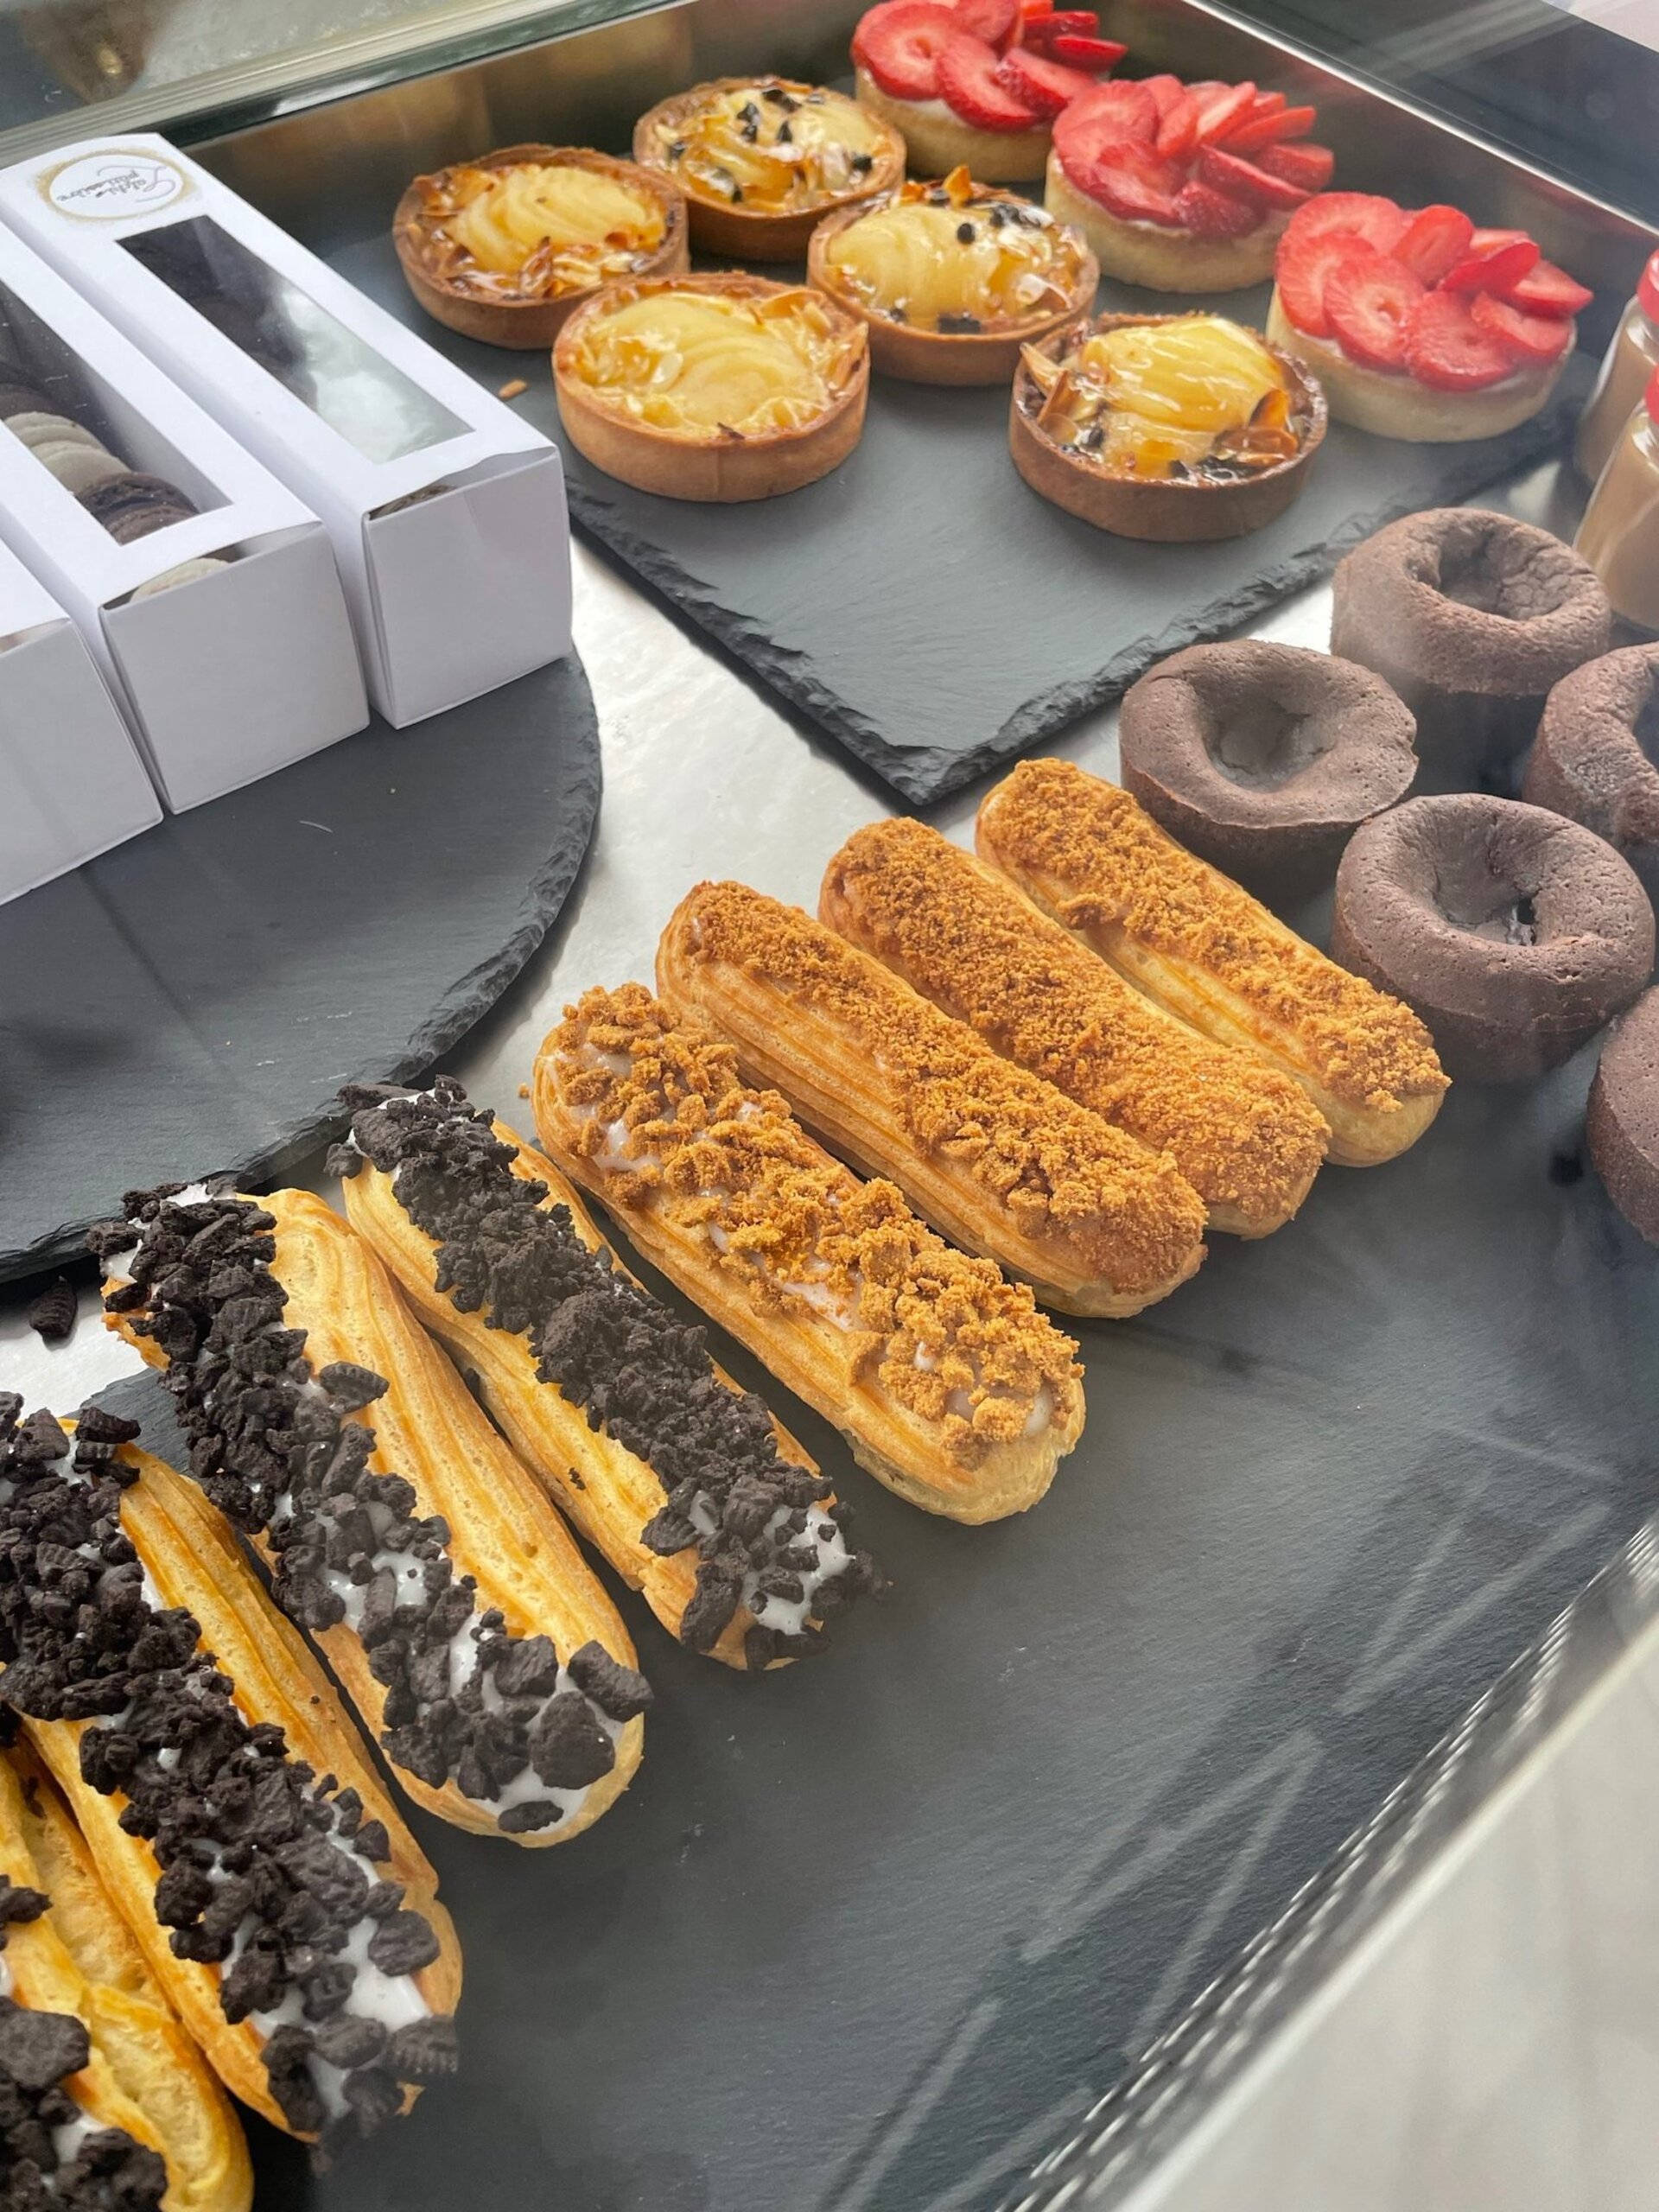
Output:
[
  {"left": 392, "top": 145, "right": 689, "bottom": 350},
  {"left": 1008, "top": 312, "right": 1327, "bottom": 542},
  {"left": 634, "top": 79, "right": 905, "bottom": 261},
  {"left": 807, "top": 188, "right": 1098, "bottom": 385},
  {"left": 1046, "top": 156, "right": 1285, "bottom": 293},
  {"left": 553, "top": 271, "right": 870, "bottom": 503},
  {"left": 855, "top": 69, "right": 1052, "bottom": 184},
  {"left": 1265, "top": 291, "right": 1571, "bottom": 442}
]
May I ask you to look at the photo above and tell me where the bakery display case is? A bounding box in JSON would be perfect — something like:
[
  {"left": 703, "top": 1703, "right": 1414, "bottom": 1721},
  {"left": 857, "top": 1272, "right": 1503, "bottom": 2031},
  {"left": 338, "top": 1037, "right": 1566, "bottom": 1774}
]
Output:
[{"left": 2, "top": 2, "right": 1659, "bottom": 2209}]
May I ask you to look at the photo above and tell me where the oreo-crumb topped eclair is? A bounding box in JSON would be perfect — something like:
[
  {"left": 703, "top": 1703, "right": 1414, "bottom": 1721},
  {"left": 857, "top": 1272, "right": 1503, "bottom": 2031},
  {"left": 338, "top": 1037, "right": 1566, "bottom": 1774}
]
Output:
[
  {"left": 0, "top": 1400, "right": 461, "bottom": 2148},
  {"left": 94, "top": 1185, "right": 651, "bottom": 1846},
  {"left": 334, "top": 1080, "right": 880, "bottom": 1672}
]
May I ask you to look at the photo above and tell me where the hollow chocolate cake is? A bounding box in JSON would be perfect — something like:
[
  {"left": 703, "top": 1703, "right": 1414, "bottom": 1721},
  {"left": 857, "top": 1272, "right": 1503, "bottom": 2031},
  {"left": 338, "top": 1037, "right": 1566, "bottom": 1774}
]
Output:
[
  {"left": 1331, "top": 794, "right": 1656, "bottom": 1082},
  {"left": 1331, "top": 510, "right": 1611, "bottom": 792},
  {"left": 1117, "top": 640, "right": 1418, "bottom": 891},
  {"left": 1523, "top": 643, "right": 1659, "bottom": 898},
  {"left": 1587, "top": 986, "right": 1659, "bottom": 1243}
]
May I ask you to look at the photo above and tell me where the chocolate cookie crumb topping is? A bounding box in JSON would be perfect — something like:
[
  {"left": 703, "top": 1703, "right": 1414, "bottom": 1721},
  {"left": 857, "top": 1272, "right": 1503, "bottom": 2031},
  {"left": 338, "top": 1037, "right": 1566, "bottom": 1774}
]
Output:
[{"left": 23, "top": 1280, "right": 75, "bottom": 1347}]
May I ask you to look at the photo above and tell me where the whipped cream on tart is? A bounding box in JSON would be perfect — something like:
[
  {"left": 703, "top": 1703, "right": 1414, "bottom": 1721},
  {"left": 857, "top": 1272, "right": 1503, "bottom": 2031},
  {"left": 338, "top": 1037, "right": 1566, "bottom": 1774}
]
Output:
[
  {"left": 1011, "top": 310, "right": 1325, "bottom": 539},
  {"left": 554, "top": 272, "right": 869, "bottom": 501},
  {"left": 393, "top": 146, "right": 687, "bottom": 347},
  {"left": 808, "top": 166, "right": 1097, "bottom": 384},
  {"left": 633, "top": 78, "right": 903, "bottom": 259}
]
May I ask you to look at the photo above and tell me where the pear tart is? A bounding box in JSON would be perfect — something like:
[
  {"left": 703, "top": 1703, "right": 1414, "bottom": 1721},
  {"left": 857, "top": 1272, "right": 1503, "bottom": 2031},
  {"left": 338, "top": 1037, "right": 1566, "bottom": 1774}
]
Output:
[
  {"left": 809, "top": 167, "right": 1097, "bottom": 384},
  {"left": 1011, "top": 310, "right": 1324, "bottom": 540},
  {"left": 554, "top": 272, "right": 869, "bottom": 501},
  {"left": 394, "top": 145, "right": 687, "bottom": 347},
  {"left": 634, "top": 79, "right": 904, "bottom": 259}
]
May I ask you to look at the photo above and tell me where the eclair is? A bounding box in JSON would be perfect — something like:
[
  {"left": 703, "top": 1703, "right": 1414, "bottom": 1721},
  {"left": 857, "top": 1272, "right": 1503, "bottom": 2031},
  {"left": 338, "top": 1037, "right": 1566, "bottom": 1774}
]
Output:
[
  {"left": 533, "top": 986, "right": 1086, "bottom": 1524},
  {"left": 656, "top": 880, "right": 1206, "bottom": 1316},
  {"left": 97, "top": 1188, "right": 651, "bottom": 1846},
  {"left": 820, "top": 817, "right": 1330, "bottom": 1234},
  {"left": 0, "top": 1402, "right": 462, "bottom": 2147},
  {"left": 975, "top": 760, "right": 1450, "bottom": 1164},
  {"left": 0, "top": 1738, "right": 250, "bottom": 2212},
  {"left": 336, "top": 1081, "right": 880, "bottom": 1673}
]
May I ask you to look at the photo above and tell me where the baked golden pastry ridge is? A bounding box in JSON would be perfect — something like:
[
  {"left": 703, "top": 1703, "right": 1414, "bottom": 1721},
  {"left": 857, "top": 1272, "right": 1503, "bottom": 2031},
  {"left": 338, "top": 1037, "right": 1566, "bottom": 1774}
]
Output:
[
  {"left": 0, "top": 1403, "right": 461, "bottom": 2147},
  {"left": 657, "top": 879, "right": 1206, "bottom": 1315},
  {"left": 533, "top": 984, "right": 1086, "bottom": 1524},
  {"left": 820, "top": 816, "right": 1331, "bottom": 1235},
  {"left": 976, "top": 758, "right": 1450, "bottom": 1163},
  {"left": 336, "top": 1078, "right": 880, "bottom": 1674},
  {"left": 99, "top": 1186, "right": 650, "bottom": 1846},
  {"left": 0, "top": 1738, "right": 250, "bottom": 2212}
]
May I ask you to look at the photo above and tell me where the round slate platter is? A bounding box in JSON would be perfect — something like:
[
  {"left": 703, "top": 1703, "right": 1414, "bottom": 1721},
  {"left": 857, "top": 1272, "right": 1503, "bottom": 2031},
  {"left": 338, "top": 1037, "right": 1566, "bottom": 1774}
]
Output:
[{"left": 0, "top": 653, "right": 600, "bottom": 1281}]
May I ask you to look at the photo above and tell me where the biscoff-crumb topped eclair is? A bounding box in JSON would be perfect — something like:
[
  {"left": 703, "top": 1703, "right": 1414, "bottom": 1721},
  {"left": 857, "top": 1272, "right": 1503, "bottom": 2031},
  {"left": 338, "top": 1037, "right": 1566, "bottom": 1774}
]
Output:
[
  {"left": 534, "top": 985, "right": 1084, "bottom": 1523},
  {"left": 821, "top": 817, "right": 1330, "bottom": 1235},
  {"left": 658, "top": 879, "right": 1205, "bottom": 1315},
  {"left": 976, "top": 759, "right": 1449, "bottom": 1162}
]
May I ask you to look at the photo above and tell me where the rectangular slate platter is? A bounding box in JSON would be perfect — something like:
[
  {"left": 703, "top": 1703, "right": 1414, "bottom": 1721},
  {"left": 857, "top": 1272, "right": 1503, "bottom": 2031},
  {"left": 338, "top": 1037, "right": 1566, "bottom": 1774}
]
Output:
[
  {"left": 92, "top": 1045, "right": 1659, "bottom": 2212},
  {"left": 337, "top": 227, "right": 1592, "bottom": 802}
]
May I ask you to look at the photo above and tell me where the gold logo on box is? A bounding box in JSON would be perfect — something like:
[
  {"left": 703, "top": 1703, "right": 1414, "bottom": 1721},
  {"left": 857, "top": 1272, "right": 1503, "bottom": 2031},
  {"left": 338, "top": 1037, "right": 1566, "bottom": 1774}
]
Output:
[{"left": 42, "top": 151, "right": 190, "bottom": 219}]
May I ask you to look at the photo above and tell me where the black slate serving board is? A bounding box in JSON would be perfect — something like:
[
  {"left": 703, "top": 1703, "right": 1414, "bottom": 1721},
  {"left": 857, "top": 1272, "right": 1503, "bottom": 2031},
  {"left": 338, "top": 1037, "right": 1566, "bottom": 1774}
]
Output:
[
  {"left": 90, "top": 1041, "right": 1659, "bottom": 2212},
  {"left": 0, "top": 655, "right": 600, "bottom": 1279},
  {"left": 340, "top": 230, "right": 1592, "bottom": 803}
]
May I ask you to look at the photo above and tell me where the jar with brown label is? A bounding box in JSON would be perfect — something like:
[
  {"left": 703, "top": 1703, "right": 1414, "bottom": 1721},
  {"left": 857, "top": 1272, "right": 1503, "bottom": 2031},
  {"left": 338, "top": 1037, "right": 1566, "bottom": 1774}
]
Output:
[
  {"left": 1575, "top": 363, "right": 1659, "bottom": 632},
  {"left": 1575, "top": 249, "right": 1659, "bottom": 485}
]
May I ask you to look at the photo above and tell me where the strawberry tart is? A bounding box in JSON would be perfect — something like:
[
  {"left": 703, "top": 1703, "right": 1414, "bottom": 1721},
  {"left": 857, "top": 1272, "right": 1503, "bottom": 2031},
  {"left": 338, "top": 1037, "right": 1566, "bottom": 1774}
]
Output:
[
  {"left": 1266, "top": 194, "right": 1592, "bottom": 441},
  {"left": 852, "top": 0, "right": 1128, "bottom": 183},
  {"left": 1046, "top": 74, "right": 1335, "bottom": 291}
]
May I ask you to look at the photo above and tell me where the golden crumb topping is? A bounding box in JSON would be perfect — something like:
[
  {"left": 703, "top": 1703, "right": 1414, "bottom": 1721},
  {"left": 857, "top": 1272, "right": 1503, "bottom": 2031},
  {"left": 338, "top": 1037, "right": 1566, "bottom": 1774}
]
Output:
[
  {"left": 983, "top": 760, "right": 1448, "bottom": 1112},
  {"left": 543, "top": 983, "right": 1083, "bottom": 1467},
  {"left": 821, "top": 817, "right": 1332, "bottom": 1226},
  {"left": 667, "top": 880, "right": 1205, "bottom": 1298}
]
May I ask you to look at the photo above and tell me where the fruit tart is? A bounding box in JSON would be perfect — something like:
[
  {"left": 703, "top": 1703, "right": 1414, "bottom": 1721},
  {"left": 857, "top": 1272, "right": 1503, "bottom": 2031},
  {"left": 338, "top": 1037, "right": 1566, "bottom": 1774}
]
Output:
[
  {"left": 1046, "top": 74, "right": 1335, "bottom": 291},
  {"left": 393, "top": 146, "right": 688, "bottom": 347},
  {"left": 852, "top": 0, "right": 1128, "bottom": 184},
  {"left": 553, "top": 272, "right": 870, "bottom": 502},
  {"left": 1010, "top": 310, "right": 1325, "bottom": 539},
  {"left": 632, "top": 79, "right": 905, "bottom": 260},
  {"left": 808, "top": 165, "right": 1097, "bottom": 384},
  {"left": 1266, "top": 193, "right": 1591, "bottom": 441}
]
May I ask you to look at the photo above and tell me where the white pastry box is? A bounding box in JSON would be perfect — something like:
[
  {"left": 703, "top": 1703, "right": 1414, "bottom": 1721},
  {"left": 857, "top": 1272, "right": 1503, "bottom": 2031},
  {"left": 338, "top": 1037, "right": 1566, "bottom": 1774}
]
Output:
[
  {"left": 0, "top": 536, "right": 161, "bottom": 905},
  {"left": 0, "top": 226, "right": 365, "bottom": 813},
  {"left": 0, "top": 136, "right": 574, "bottom": 728}
]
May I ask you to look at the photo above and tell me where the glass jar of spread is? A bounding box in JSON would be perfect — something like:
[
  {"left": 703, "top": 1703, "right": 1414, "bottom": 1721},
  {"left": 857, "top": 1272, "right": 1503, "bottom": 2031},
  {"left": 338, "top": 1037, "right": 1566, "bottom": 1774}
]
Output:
[
  {"left": 1575, "top": 363, "right": 1659, "bottom": 632},
  {"left": 1575, "top": 249, "right": 1659, "bottom": 485}
]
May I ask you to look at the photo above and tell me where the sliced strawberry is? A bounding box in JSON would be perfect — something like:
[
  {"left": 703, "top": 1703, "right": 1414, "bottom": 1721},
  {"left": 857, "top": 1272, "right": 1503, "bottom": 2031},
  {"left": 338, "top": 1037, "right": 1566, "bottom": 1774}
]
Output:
[
  {"left": 936, "top": 29, "right": 1043, "bottom": 124},
  {"left": 1052, "top": 74, "right": 1159, "bottom": 169},
  {"left": 1470, "top": 290, "right": 1573, "bottom": 364},
  {"left": 1045, "top": 32, "right": 1127, "bottom": 67},
  {"left": 1325, "top": 245, "right": 1425, "bottom": 370},
  {"left": 997, "top": 42, "right": 1095, "bottom": 113},
  {"left": 1503, "top": 258, "right": 1594, "bottom": 318},
  {"left": 939, "top": 0, "right": 1020, "bottom": 48},
  {"left": 1218, "top": 101, "right": 1317, "bottom": 154},
  {"left": 853, "top": 1, "right": 962, "bottom": 99},
  {"left": 1154, "top": 88, "right": 1200, "bottom": 161},
  {"left": 1021, "top": 6, "right": 1098, "bottom": 39},
  {"left": 1138, "top": 74, "right": 1186, "bottom": 121},
  {"left": 1194, "top": 81, "right": 1257, "bottom": 145},
  {"left": 1074, "top": 140, "right": 1182, "bottom": 223},
  {"left": 1441, "top": 236, "right": 1540, "bottom": 296},
  {"left": 1390, "top": 204, "right": 1473, "bottom": 288},
  {"left": 1468, "top": 226, "right": 1529, "bottom": 256},
  {"left": 1256, "top": 140, "right": 1334, "bottom": 193},
  {"left": 1197, "top": 143, "right": 1310, "bottom": 209},
  {"left": 1405, "top": 289, "right": 1515, "bottom": 391},
  {"left": 1281, "top": 190, "right": 1408, "bottom": 253},
  {"left": 1246, "top": 89, "right": 1287, "bottom": 118},
  {"left": 1275, "top": 225, "right": 1370, "bottom": 337},
  {"left": 1173, "top": 179, "right": 1262, "bottom": 238}
]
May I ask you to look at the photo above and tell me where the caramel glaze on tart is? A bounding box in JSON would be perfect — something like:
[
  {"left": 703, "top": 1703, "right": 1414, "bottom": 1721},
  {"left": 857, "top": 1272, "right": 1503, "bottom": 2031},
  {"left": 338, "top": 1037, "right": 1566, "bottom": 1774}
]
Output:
[
  {"left": 1011, "top": 310, "right": 1325, "bottom": 541},
  {"left": 393, "top": 145, "right": 688, "bottom": 348},
  {"left": 808, "top": 167, "right": 1098, "bottom": 386},
  {"left": 634, "top": 78, "right": 905, "bottom": 260},
  {"left": 553, "top": 271, "right": 870, "bottom": 503}
]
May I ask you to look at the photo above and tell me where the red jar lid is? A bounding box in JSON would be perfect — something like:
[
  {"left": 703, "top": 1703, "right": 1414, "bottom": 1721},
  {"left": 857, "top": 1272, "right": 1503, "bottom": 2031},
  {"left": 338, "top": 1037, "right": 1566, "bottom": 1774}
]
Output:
[{"left": 1640, "top": 249, "right": 1659, "bottom": 324}]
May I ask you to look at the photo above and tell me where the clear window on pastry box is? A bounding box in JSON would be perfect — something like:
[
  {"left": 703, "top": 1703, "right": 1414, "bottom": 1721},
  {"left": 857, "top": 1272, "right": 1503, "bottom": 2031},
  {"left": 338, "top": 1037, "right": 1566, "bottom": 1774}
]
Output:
[
  {"left": 0, "top": 227, "right": 366, "bottom": 814},
  {"left": 0, "top": 137, "right": 574, "bottom": 729}
]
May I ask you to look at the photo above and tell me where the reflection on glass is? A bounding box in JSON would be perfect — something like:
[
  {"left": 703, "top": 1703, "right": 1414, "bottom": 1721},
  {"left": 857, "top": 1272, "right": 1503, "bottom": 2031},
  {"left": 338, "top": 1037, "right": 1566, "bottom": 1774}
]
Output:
[{"left": 122, "top": 214, "right": 466, "bottom": 463}]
